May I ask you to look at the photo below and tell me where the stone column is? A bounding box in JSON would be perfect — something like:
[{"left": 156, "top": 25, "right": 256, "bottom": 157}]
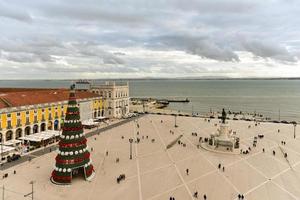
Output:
[
  {"left": 3, "top": 131, "right": 6, "bottom": 143},
  {"left": 12, "top": 129, "right": 16, "bottom": 140},
  {"left": 22, "top": 127, "right": 25, "bottom": 138}
]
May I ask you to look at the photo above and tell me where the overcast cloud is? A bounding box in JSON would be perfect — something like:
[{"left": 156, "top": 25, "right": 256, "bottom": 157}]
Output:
[{"left": 0, "top": 0, "right": 300, "bottom": 79}]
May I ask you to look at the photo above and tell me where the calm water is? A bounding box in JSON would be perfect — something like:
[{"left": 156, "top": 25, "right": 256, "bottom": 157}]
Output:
[{"left": 0, "top": 79, "right": 299, "bottom": 122}]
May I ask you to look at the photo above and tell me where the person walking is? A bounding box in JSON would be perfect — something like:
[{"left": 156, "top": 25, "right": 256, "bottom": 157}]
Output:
[
  {"left": 194, "top": 191, "right": 198, "bottom": 198},
  {"left": 186, "top": 168, "right": 189, "bottom": 175}
]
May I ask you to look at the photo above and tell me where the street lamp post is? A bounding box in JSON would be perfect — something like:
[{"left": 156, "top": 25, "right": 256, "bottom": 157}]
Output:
[
  {"left": 2, "top": 185, "right": 4, "bottom": 200},
  {"left": 24, "top": 181, "right": 35, "bottom": 200},
  {"left": 0, "top": 133, "right": 3, "bottom": 167},
  {"left": 129, "top": 138, "right": 133, "bottom": 160},
  {"left": 293, "top": 123, "right": 297, "bottom": 139},
  {"left": 174, "top": 115, "right": 178, "bottom": 128},
  {"left": 192, "top": 105, "right": 194, "bottom": 116}
]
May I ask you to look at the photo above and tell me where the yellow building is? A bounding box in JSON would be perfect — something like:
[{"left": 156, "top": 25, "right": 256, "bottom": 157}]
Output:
[{"left": 0, "top": 88, "right": 104, "bottom": 143}]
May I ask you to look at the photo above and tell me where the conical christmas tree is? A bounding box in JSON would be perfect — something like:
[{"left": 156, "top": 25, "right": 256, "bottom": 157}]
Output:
[{"left": 51, "top": 85, "right": 95, "bottom": 184}]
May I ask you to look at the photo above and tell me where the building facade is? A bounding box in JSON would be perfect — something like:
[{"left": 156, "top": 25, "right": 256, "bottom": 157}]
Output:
[
  {"left": 90, "top": 82, "right": 129, "bottom": 118},
  {"left": 76, "top": 81, "right": 130, "bottom": 119},
  {"left": 0, "top": 89, "right": 104, "bottom": 143}
]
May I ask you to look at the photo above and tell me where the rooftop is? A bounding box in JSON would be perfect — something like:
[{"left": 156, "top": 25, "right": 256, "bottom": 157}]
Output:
[{"left": 0, "top": 88, "right": 100, "bottom": 109}]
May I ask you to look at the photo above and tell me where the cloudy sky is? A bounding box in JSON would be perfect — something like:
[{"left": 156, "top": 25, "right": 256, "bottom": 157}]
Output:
[{"left": 0, "top": 0, "right": 300, "bottom": 79}]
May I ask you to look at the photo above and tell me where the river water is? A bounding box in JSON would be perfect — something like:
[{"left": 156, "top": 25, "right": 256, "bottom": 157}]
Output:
[{"left": 0, "top": 79, "right": 299, "bottom": 122}]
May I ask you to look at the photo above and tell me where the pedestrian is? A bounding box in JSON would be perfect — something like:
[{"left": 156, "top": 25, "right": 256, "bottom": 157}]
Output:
[
  {"left": 222, "top": 166, "right": 225, "bottom": 172},
  {"left": 194, "top": 191, "right": 198, "bottom": 198},
  {"left": 186, "top": 168, "right": 189, "bottom": 175},
  {"left": 218, "top": 163, "right": 221, "bottom": 169},
  {"left": 106, "top": 151, "right": 109, "bottom": 156},
  {"left": 203, "top": 194, "right": 207, "bottom": 200},
  {"left": 13, "top": 170, "right": 16, "bottom": 174},
  {"left": 262, "top": 148, "right": 265, "bottom": 153}
]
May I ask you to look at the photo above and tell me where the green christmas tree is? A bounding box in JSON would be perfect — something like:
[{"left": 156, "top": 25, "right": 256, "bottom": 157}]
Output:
[{"left": 51, "top": 85, "right": 95, "bottom": 184}]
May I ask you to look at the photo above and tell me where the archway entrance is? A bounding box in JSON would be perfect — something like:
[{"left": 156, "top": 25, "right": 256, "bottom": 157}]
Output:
[
  {"left": 48, "top": 121, "right": 53, "bottom": 130},
  {"left": 54, "top": 120, "right": 59, "bottom": 131},
  {"left": 6, "top": 130, "right": 13, "bottom": 141},
  {"left": 71, "top": 167, "right": 86, "bottom": 181},
  {"left": 25, "top": 126, "right": 31, "bottom": 135},
  {"left": 16, "top": 128, "right": 22, "bottom": 139},
  {"left": 41, "top": 123, "right": 46, "bottom": 132},
  {"left": 33, "top": 124, "right": 39, "bottom": 133}
]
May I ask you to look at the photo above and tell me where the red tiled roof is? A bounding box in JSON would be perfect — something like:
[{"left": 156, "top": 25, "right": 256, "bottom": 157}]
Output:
[
  {"left": 0, "top": 89, "right": 100, "bottom": 109},
  {"left": 0, "top": 99, "right": 7, "bottom": 108},
  {"left": 0, "top": 88, "right": 56, "bottom": 93}
]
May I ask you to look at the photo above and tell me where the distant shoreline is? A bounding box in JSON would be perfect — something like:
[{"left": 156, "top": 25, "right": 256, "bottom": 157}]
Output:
[{"left": 0, "top": 77, "right": 300, "bottom": 81}]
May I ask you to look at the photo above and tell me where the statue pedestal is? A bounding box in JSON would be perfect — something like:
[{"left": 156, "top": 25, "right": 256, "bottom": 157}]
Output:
[
  {"left": 201, "top": 122, "right": 242, "bottom": 154},
  {"left": 217, "top": 123, "right": 230, "bottom": 138}
]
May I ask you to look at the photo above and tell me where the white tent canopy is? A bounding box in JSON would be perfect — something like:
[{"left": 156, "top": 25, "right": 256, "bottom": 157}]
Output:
[
  {"left": 1, "top": 139, "right": 22, "bottom": 146},
  {"left": 82, "top": 119, "right": 100, "bottom": 126},
  {"left": 95, "top": 116, "right": 108, "bottom": 120},
  {"left": 0, "top": 145, "right": 15, "bottom": 154},
  {"left": 19, "top": 130, "right": 60, "bottom": 142}
]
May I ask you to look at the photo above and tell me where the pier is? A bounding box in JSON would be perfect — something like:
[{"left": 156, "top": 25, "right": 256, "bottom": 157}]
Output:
[{"left": 131, "top": 97, "right": 190, "bottom": 104}]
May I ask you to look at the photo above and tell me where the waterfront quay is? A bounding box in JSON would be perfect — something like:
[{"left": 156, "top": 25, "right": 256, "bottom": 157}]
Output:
[{"left": 1, "top": 114, "right": 299, "bottom": 200}]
